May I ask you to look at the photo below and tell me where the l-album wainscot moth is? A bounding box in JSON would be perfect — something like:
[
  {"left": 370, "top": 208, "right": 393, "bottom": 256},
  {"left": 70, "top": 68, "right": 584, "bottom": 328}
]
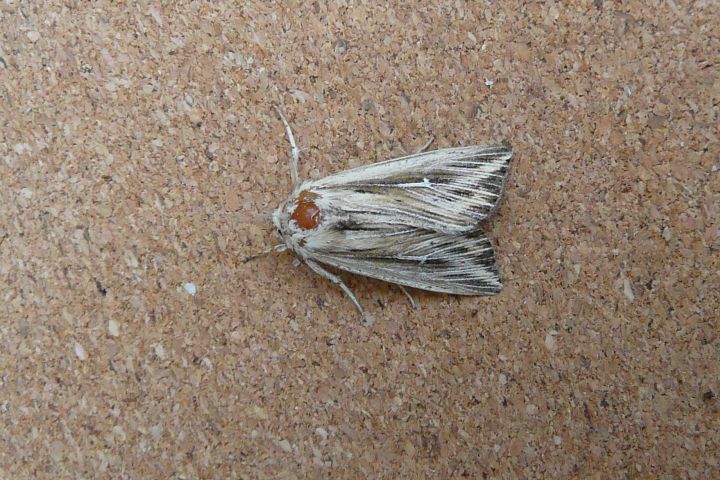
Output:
[{"left": 251, "top": 107, "right": 512, "bottom": 321}]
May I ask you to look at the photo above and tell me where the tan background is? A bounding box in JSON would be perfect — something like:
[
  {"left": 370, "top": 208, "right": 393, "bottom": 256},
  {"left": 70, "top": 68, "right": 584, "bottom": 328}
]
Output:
[{"left": 1, "top": 1, "right": 718, "bottom": 478}]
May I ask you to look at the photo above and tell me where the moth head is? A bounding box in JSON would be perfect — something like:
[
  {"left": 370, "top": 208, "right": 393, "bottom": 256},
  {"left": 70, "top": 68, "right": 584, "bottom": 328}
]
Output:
[
  {"left": 271, "top": 203, "right": 285, "bottom": 239},
  {"left": 273, "top": 200, "right": 288, "bottom": 240}
]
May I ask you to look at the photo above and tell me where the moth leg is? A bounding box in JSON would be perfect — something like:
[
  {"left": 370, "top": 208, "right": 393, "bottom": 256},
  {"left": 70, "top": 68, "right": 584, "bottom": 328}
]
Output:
[
  {"left": 400, "top": 136, "right": 435, "bottom": 155},
  {"left": 416, "top": 136, "right": 435, "bottom": 154},
  {"left": 305, "top": 259, "right": 367, "bottom": 320},
  {"left": 273, "top": 106, "right": 300, "bottom": 187},
  {"left": 397, "top": 285, "right": 418, "bottom": 309}
]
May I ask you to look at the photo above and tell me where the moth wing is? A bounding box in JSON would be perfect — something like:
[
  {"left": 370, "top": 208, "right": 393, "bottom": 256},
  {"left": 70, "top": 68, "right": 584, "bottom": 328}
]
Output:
[
  {"left": 308, "top": 145, "right": 512, "bottom": 233},
  {"left": 305, "top": 226, "right": 502, "bottom": 295}
]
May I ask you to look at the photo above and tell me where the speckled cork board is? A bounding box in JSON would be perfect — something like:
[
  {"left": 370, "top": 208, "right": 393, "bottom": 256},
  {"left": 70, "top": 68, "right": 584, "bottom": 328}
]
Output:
[{"left": 1, "top": 1, "right": 718, "bottom": 478}]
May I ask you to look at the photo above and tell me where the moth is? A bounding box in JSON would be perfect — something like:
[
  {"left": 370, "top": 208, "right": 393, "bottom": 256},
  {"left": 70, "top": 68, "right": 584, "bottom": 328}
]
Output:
[{"left": 257, "top": 108, "right": 512, "bottom": 320}]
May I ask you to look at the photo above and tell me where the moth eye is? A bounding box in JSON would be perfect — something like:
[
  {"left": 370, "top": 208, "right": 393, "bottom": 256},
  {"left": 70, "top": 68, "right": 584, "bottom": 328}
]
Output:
[{"left": 291, "top": 200, "right": 321, "bottom": 230}]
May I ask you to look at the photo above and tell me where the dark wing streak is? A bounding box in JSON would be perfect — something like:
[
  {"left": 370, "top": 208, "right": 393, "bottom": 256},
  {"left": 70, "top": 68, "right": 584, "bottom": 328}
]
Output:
[
  {"left": 340, "top": 204, "right": 455, "bottom": 227},
  {"left": 406, "top": 186, "right": 495, "bottom": 208},
  {"left": 345, "top": 182, "right": 494, "bottom": 208}
]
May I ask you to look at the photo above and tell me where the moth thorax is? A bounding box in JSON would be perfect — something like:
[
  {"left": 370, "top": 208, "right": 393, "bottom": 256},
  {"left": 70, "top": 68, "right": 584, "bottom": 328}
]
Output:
[{"left": 291, "top": 191, "right": 321, "bottom": 230}]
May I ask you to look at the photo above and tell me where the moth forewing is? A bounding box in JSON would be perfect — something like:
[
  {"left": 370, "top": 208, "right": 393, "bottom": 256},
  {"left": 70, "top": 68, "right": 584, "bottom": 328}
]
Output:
[
  {"left": 308, "top": 145, "right": 512, "bottom": 234},
  {"left": 306, "top": 228, "right": 503, "bottom": 295},
  {"left": 271, "top": 109, "right": 511, "bottom": 319}
]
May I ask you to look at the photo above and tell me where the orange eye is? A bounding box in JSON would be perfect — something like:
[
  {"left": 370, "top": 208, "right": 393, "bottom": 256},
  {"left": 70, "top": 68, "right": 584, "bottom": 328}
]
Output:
[{"left": 291, "top": 201, "right": 321, "bottom": 230}]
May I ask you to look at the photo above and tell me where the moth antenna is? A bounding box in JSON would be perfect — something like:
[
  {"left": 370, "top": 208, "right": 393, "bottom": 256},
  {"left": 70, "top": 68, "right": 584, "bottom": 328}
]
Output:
[
  {"left": 243, "top": 244, "right": 286, "bottom": 263},
  {"left": 273, "top": 105, "right": 300, "bottom": 187}
]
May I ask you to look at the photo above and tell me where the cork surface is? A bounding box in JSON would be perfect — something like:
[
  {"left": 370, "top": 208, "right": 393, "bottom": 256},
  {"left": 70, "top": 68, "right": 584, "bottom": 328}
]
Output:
[{"left": 1, "top": 1, "right": 718, "bottom": 478}]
